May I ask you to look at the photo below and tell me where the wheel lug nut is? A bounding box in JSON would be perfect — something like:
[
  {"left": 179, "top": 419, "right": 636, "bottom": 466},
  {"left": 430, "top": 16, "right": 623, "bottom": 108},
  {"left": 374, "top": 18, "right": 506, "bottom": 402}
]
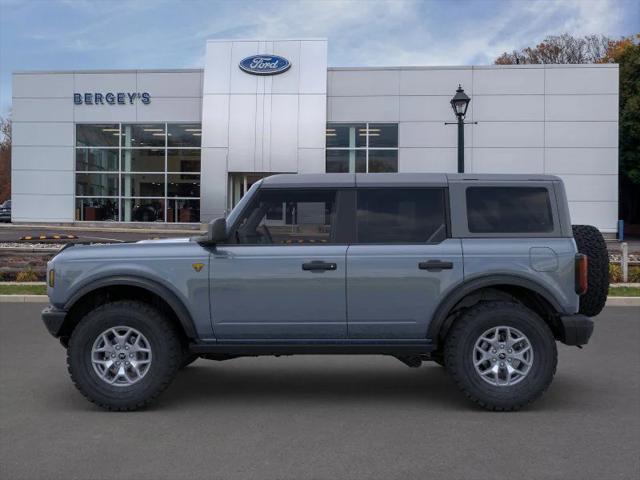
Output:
[
  {"left": 125, "top": 346, "right": 129, "bottom": 350},
  {"left": 129, "top": 353, "right": 134, "bottom": 358},
  {"left": 492, "top": 358, "right": 497, "bottom": 362},
  {"left": 125, "top": 361, "right": 130, "bottom": 366},
  {"left": 111, "top": 353, "right": 116, "bottom": 358},
  {"left": 508, "top": 349, "right": 512, "bottom": 353},
  {"left": 500, "top": 362, "right": 505, "bottom": 367},
  {"left": 491, "top": 349, "right": 497, "bottom": 354},
  {"left": 507, "top": 358, "right": 512, "bottom": 363},
  {"left": 116, "top": 361, "right": 120, "bottom": 365}
]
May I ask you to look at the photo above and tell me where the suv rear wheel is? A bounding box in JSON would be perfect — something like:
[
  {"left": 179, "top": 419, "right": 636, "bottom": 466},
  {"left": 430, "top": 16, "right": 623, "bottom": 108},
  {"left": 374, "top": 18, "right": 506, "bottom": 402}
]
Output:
[
  {"left": 444, "top": 301, "right": 557, "bottom": 411},
  {"left": 67, "top": 300, "right": 182, "bottom": 411}
]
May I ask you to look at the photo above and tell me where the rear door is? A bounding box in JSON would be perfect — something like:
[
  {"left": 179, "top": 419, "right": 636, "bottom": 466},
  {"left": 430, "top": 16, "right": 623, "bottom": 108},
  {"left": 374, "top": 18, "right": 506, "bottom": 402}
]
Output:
[{"left": 346, "top": 188, "right": 463, "bottom": 338}]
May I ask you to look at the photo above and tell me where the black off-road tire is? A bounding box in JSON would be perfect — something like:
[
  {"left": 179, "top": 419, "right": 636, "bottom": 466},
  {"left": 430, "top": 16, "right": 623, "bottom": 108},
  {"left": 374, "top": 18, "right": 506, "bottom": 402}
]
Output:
[
  {"left": 572, "top": 224, "right": 609, "bottom": 317},
  {"left": 444, "top": 302, "right": 557, "bottom": 411},
  {"left": 67, "top": 300, "right": 182, "bottom": 411}
]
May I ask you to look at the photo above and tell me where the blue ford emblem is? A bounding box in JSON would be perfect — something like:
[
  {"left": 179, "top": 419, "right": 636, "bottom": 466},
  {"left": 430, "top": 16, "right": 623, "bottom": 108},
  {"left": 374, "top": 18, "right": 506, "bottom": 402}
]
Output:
[{"left": 239, "top": 55, "right": 291, "bottom": 75}]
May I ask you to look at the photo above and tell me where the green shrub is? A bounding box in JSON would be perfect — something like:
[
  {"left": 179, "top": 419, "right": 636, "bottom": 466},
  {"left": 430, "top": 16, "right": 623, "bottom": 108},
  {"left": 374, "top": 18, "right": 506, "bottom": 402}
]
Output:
[
  {"left": 609, "top": 263, "right": 622, "bottom": 283},
  {"left": 15, "top": 268, "right": 39, "bottom": 282},
  {"left": 610, "top": 263, "right": 640, "bottom": 283},
  {"left": 629, "top": 266, "right": 640, "bottom": 283}
]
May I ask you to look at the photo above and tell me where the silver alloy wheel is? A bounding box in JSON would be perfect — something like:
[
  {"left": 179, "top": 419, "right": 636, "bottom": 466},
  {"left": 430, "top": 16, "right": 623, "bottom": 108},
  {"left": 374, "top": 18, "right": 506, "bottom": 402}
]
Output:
[
  {"left": 91, "top": 326, "right": 152, "bottom": 387},
  {"left": 473, "top": 326, "right": 533, "bottom": 387}
]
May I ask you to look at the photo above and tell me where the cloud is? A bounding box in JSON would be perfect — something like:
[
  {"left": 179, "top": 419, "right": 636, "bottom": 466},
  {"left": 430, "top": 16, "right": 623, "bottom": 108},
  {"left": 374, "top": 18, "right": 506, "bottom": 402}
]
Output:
[{"left": 0, "top": 0, "right": 637, "bottom": 115}]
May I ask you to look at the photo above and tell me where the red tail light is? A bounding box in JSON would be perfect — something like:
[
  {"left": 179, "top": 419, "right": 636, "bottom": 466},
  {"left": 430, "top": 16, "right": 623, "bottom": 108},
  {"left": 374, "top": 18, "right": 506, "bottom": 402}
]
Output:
[{"left": 575, "top": 254, "right": 588, "bottom": 295}]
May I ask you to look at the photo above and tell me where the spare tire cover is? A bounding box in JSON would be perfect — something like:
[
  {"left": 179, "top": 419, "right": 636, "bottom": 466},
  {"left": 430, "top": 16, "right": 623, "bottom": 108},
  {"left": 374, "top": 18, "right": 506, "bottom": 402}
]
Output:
[{"left": 572, "top": 224, "right": 609, "bottom": 317}]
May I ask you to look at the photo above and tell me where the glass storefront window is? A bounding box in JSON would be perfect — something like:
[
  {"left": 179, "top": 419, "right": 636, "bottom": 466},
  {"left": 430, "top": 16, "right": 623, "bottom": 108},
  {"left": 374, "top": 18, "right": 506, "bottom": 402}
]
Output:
[
  {"left": 75, "top": 148, "right": 118, "bottom": 171},
  {"left": 121, "top": 174, "right": 165, "bottom": 197},
  {"left": 123, "top": 198, "right": 165, "bottom": 222},
  {"left": 326, "top": 150, "right": 366, "bottom": 173},
  {"left": 368, "top": 150, "right": 398, "bottom": 172},
  {"left": 167, "top": 199, "right": 200, "bottom": 223},
  {"left": 168, "top": 124, "right": 202, "bottom": 147},
  {"left": 167, "top": 149, "right": 200, "bottom": 172},
  {"left": 168, "top": 174, "right": 200, "bottom": 197},
  {"left": 76, "top": 124, "right": 120, "bottom": 147},
  {"left": 326, "top": 123, "right": 366, "bottom": 148},
  {"left": 75, "top": 198, "right": 119, "bottom": 221},
  {"left": 368, "top": 124, "right": 398, "bottom": 148},
  {"left": 121, "top": 149, "right": 165, "bottom": 172},
  {"left": 326, "top": 122, "right": 398, "bottom": 173},
  {"left": 121, "top": 124, "right": 166, "bottom": 147},
  {"left": 76, "top": 173, "right": 119, "bottom": 197},
  {"left": 75, "top": 123, "right": 201, "bottom": 223}
]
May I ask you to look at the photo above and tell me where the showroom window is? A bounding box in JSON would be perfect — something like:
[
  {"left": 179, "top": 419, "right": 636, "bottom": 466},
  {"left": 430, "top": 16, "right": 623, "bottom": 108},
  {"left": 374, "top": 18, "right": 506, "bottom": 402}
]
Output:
[
  {"left": 325, "top": 123, "right": 398, "bottom": 173},
  {"left": 75, "top": 123, "right": 201, "bottom": 222}
]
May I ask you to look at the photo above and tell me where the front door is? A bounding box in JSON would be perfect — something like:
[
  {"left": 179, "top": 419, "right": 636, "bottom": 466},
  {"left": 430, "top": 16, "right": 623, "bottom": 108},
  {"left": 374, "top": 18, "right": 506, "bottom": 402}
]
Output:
[
  {"left": 347, "top": 188, "right": 463, "bottom": 338},
  {"left": 211, "top": 188, "right": 347, "bottom": 339}
]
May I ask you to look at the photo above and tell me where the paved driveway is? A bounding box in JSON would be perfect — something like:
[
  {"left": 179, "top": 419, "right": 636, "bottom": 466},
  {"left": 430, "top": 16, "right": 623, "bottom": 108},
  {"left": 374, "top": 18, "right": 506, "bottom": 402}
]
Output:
[{"left": 1, "top": 303, "right": 639, "bottom": 480}]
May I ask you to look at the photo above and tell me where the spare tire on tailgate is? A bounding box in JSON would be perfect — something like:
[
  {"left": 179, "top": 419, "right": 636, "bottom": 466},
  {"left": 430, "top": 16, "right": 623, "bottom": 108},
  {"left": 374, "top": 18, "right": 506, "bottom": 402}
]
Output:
[{"left": 572, "top": 225, "right": 609, "bottom": 317}]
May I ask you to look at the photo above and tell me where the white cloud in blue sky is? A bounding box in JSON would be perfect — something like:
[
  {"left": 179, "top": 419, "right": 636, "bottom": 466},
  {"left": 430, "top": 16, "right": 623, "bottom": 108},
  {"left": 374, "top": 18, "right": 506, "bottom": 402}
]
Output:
[{"left": 1, "top": 0, "right": 638, "bottom": 115}]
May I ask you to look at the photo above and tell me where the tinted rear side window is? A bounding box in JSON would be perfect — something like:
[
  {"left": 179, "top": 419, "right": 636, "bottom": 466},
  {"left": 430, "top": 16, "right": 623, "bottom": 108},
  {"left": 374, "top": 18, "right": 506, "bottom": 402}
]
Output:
[
  {"left": 466, "top": 187, "right": 553, "bottom": 234},
  {"left": 356, "top": 188, "right": 447, "bottom": 243}
]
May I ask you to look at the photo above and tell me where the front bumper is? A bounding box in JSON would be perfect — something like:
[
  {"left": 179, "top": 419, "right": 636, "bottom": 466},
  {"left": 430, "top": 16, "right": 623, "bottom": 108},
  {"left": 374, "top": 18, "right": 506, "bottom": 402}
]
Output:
[
  {"left": 42, "top": 306, "right": 68, "bottom": 338},
  {"left": 559, "top": 314, "right": 594, "bottom": 346}
]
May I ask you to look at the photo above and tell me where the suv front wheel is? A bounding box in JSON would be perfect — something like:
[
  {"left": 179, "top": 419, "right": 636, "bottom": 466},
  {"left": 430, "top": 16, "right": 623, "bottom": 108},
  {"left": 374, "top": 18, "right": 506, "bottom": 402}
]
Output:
[
  {"left": 67, "top": 300, "right": 182, "bottom": 411},
  {"left": 444, "top": 301, "right": 557, "bottom": 411}
]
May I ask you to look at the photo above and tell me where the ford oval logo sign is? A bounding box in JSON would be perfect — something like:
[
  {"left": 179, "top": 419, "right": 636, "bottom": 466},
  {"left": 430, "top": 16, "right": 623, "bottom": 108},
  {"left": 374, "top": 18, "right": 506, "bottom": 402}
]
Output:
[{"left": 239, "top": 55, "right": 291, "bottom": 75}]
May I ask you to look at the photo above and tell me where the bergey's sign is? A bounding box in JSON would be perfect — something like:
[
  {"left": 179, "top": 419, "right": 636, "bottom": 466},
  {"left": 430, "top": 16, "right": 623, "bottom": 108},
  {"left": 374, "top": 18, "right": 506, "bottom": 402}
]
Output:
[
  {"left": 239, "top": 55, "right": 291, "bottom": 75},
  {"left": 74, "top": 92, "right": 151, "bottom": 105}
]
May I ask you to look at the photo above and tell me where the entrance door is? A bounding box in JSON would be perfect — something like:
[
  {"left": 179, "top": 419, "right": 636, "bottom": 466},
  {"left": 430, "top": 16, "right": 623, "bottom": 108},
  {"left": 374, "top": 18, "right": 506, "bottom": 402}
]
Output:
[
  {"left": 346, "top": 188, "right": 463, "bottom": 338},
  {"left": 211, "top": 188, "right": 347, "bottom": 339}
]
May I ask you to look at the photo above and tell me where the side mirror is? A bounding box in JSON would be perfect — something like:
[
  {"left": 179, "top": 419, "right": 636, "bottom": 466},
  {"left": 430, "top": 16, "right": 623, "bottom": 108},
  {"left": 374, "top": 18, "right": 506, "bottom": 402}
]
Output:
[{"left": 209, "top": 217, "right": 227, "bottom": 244}]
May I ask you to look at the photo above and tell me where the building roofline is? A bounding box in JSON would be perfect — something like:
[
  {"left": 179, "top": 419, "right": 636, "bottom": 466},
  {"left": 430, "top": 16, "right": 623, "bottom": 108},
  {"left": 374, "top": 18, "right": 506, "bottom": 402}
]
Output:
[
  {"left": 206, "top": 38, "right": 327, "bottom": 42},
  {"left": 13, "top": 68, "right": 204, "bottom": 75},
  {"left": 328, "top": 63, "right": 618, "bottom": 71}
]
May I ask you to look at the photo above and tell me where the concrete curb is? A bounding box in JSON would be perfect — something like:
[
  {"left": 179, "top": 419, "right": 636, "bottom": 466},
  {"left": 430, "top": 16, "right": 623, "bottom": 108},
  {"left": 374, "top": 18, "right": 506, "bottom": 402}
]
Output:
[
  {"left": 0, "top": 295, "right": 49, "bottom": 303},
  {"left": 605, "top": 297, "right": 640, "bottom": 306},
  {"left": 2, "top": 295, "right": 640, "bottom": 306}
]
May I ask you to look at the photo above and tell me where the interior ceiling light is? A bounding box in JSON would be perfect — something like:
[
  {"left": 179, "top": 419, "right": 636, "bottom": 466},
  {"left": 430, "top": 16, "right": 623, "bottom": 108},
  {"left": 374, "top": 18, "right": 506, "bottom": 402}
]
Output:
[{"left": 143, "top": 128, "right": 164, "bottom": 132}]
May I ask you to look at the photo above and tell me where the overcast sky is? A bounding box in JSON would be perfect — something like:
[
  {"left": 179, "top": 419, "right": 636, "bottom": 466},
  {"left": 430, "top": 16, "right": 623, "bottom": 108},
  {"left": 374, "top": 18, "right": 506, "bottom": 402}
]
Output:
[{"left": 1, "top": 0, "right": 638, "bottom": 116}]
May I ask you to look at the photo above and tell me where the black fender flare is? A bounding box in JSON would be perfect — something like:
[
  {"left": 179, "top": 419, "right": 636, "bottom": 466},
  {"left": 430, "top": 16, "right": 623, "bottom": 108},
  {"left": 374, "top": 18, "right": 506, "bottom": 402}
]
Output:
[
  {"left": 426, "top": 274, "right": 565, "bottom": 342},
  {"left": 63, "top": 275, "right": 197, "bottom": 339}
]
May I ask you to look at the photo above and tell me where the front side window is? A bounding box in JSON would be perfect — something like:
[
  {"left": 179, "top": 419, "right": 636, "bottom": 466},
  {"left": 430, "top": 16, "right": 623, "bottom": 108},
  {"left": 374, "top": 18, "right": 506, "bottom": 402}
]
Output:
[
  {"left": 466, "top": 187, "right": 553, "bottom": 234},
  {"left": 325, "top": 123, "right": 398, "bottom": 173},
  {"left": 356, "top": 188, "right": 447, "bottom": 243},
  {"left": 231, "top": 190, "right": 337, "bottom": 245}
]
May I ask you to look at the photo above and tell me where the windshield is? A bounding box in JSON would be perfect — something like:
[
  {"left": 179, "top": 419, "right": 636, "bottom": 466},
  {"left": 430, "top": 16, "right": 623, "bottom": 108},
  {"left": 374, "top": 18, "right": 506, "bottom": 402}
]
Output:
[{"left": 225, "top": 180, "right": 262, "bottom": 228}]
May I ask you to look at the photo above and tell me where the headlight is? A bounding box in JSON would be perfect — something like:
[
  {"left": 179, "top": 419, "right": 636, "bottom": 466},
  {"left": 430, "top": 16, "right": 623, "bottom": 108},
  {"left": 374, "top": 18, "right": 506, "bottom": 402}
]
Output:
[{"left": 48, "top": 269, "right": 55, "bottom": 288}]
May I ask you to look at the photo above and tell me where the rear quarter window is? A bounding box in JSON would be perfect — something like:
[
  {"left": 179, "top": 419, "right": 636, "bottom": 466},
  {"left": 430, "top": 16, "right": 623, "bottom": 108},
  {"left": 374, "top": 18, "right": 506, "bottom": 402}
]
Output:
[{"left": 466, "top": 186, "right": 553, "bottom": 234}]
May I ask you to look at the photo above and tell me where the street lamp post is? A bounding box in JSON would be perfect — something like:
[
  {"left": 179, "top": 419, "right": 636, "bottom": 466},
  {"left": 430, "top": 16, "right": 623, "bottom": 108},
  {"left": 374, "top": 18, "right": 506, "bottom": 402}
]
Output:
[{"left": 447, "top": 85, "right": 473, "bottom": 173}]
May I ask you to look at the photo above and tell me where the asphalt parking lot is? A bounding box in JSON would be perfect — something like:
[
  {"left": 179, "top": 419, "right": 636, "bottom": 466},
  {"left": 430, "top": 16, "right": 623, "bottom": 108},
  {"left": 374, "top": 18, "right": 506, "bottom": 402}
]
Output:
[{"left": 1, "top": 303, "right": 639, "bottom": 480}]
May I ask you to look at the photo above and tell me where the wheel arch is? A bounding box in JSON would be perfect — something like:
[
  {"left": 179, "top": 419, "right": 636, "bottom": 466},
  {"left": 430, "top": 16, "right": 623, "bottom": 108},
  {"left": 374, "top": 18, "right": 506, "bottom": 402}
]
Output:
[
  {"left": 60, "top": 276, "right": 197, "bottom": 345},
  {"left": 427, "top": 274, "right": 565, "bottom": 343}
]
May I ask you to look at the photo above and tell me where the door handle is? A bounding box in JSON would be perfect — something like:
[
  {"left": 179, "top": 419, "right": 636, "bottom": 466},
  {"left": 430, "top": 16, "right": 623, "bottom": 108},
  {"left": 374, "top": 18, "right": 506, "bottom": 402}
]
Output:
[
  {"left": 418, "top": 260, "right": 453, "bottom": 271},
  {"left": 302, "top": 261, "right": 337, "bottom": 272}
]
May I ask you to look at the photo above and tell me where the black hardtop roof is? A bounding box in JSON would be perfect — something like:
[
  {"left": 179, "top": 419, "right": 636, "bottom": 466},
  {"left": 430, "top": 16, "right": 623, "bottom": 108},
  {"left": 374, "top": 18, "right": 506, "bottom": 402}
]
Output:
[{"left": 260, "top": 173, "right": 561, "bottom": 188}]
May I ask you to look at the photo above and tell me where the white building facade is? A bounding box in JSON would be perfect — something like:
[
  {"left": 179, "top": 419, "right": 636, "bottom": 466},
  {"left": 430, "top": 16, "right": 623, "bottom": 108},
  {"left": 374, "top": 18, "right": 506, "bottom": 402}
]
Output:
[{"left": 11, "top": 38, "right": 619, "bottom": 232}]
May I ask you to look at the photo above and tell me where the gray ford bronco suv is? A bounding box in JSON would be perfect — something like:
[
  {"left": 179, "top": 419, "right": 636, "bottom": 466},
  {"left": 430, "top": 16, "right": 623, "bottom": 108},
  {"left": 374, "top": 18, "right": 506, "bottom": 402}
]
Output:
[{"left": 42, "top": 173, "right": 608, "bottom": 411}]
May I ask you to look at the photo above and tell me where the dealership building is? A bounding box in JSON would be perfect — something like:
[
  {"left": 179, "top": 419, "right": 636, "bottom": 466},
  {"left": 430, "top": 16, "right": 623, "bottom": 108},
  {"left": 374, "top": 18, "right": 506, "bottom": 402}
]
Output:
[{"left": 11, "top": 39, "right": 619, "bottom": 232}]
